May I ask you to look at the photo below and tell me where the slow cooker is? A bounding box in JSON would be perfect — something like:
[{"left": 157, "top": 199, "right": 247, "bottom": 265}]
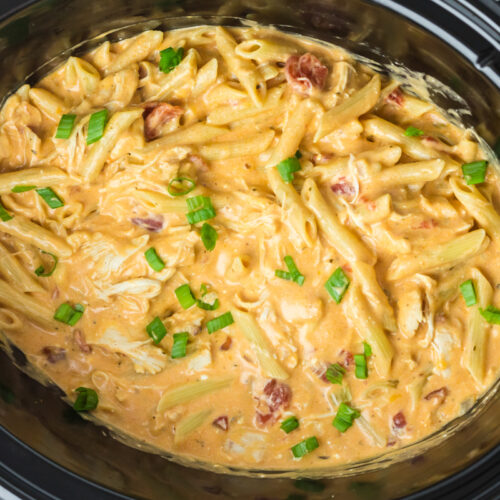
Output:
[{"left": 0, "top": 0, "right": 498, "bottom": 498}]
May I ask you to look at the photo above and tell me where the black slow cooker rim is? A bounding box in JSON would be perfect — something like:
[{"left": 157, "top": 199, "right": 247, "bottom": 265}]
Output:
[{"left": 0, "top": 0, "right": 498, "bottom": 499}]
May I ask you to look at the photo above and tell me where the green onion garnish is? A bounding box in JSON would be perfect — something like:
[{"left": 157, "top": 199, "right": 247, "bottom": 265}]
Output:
[
  {"left": 36, "top": 187, "right": 64, "bottom": 209},
  {"left": 200, "top": 283, "right": 209, "bottom": 296},
  {"left": 291, "top": 436, "right": 319, "bottom": 458},
  {"left": 87, "top": 109, "right": 108, "bottom": 145},
  {"left": 275, "top": 255, "right": 305, "bottom": 285},
  {"left": 280, "top": 416, "right": 299, "bottom": 433},
  {"left": 171, "top": 332, "right": 189, "bottom": 359},
  {"left": 55, "top": 113, "right": 76, "bottom": 139},
  {"left": 479, "top": 305, "right": 500, "bottom": 324},
  {"left": 324, "top": 267, "right": 350, "bottom": 303},
  {"left": 159, "top": 47, "right": 184, "bottom": 74},
  {"left": 35, "top": 251, "right": 58, "bottom": 277},
  {"left": 186, "top": 196, "right": 216, "bottom": 224},
  {"left": 175, "top": 284, "right": 196, "bottom": 309},
  {"left": 197, "top": 298, "right": 220, "bottom": 311},
  {"left": 276, "top": 156, "right": 301, "bottom": 183},
  {"left": 54, "top": 303, "right": 84, "bottom": 326},
  {"left": 144, "top": 247, "right": 165, "bottom": 272},
  {"left": 167, "top": 177, "right": 196, "bottom": 197},
  {"left": 11, "top": 185, "right": 36, "bottom": 193},
  {"left": 462, "top": 160, "right": 488, "bottom": 185},
  {"left": 0, "top": 201, "right": 13, "bottom": 222},
  {"left": 146, "top": 316, "right": 167, "bottom": 344},
  {"left": 363, "top": 341, "right": 372, "bottom": 357},
  {"left": 460, "top": 279, "right": 477, "bottom": 307},
  {"left": 200, "top": 222, "right": 217, "bottom": 251},
  {"left": 333, "top": 403, "right": 360, "bottom": 432},
  {"left": 325, "top": 363, "right": 345, "bottom": 384},
  {"left": 73, "top": 387, "right": 98, "bottom": 412},
  {"left": 354, "top": 354, "right": 368, "bottom": 379},
  {"left": 275, "top": 270, "right": 294, "bottom": 281},
  {"left": 207, "top": 311, "right": 234, "bottom": 334},
  {"left": 404, "top": 126, "right": 424, "bottom": 137}
]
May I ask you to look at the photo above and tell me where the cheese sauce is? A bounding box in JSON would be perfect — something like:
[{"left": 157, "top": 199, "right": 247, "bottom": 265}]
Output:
[{"left": 0, "top": 25, "right": 499, "bottom": 470}]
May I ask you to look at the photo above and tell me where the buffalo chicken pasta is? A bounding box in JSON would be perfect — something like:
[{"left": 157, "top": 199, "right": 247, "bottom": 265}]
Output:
[{"left": 0, "top": 25, "right": 499, "bottom": 470}]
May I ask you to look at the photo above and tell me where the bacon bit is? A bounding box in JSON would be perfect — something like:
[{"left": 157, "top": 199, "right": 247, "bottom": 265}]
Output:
[
  {"left": 220, "top": 336, "right": 232, "bottom": 351},
  {"left": 338, "top": 349, "right": 354, "bottom": 369},
  {"left": 41, "top": 346, "right": 66, "bottom": 364},
  {"left": 131, "top": 215, "right": 164, "bottom": 232},
  {"left": 417, "top": 219, "right": 438, "bottom": 230},
  {"left": 342, "top": 263, "right": 352, "bottom": 273},
  {"left": 386, "top": 87, "right": 404, "bottom": 107},
  {"left": 331, "top": 176, "right": 355, "bottom": 197},
  {"left": 392, "top": 411, "right": 407, "bottom": 429},
  {"left": 212, "top": 416, "right": 229, "bottom": 431},
  {"left": 424, "top": 387, "right": 449, "bottom": 403},
  {"left": 74, "top": 329, "right": 92, "bottom": 354},
  {"left": 263, "top": 379, "right": 292, "bottom": 412},
  {"left": 285, "top": 53, "right": 328, "bottom": 95},
  {"left": 255, "top": 411, "right": 275, "bottom": 427},
  {"left": 142, "top": 102, "right": 183, "bottom": 141}
]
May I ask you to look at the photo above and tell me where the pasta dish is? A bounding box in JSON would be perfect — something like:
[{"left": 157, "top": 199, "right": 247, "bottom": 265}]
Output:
[{"left": 0, "top": 25, "right": 498, "bottom": 469}]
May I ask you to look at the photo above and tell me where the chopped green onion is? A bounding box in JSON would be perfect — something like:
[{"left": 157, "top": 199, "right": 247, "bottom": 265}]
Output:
[
  {"left": 186, "top": 196, "right": 216, "bottom": 224},
  {"left": 186, "top": 206, "right": 216, "bottom": 224},
  {"left": 333, "top": 403, "right": 360, "bottom": 432},
  {"left": 291, "top": 436, "right": 319, "bottom": 458},
  {"left": 167, "top": 177, "right": 196, "bottom": 197},
  {"left": 280, "top": 416, "right": 299, "bottom": 433},
  {"left": 159, "top": 47, "right": 184, "bottom": 73},
  {"left": 36, "top": 187, "right": 64, "bottom": 209},
  {"left": 86, "top": 109, "right": 108, "bottom": 145},
  {"left": 462, "top": 160, "right": 488, "bottom": 185},
  {"left": 197, "top": 298, "right": 220, "bottom": 311},
  {"left": 146, "top": 316, "right": 167, "bottom": 344},
  {"left": 175, "top": 284, "right": 196, "bottom": 309},
  {"left": 284, "top": 255, "right": 305, "bottom": 285},
  {"left": 325, "top": 363, "right": 345, "bottom": 384},
  {"left": 207, "top": 311, "right": 234, "bottom": 334},
  {"left": 460, "top": 279, "right": 477, "bottom": 307},
  {"left": 200, "top": 222, "right": 217, "bottom": 251},
  {"left": 295, "top": 150, "right": 302, "bottom": 159},
  {"left": 171, "top": 332, "right": 189, "bottom": 359},
  {"left": 276, "top": 156, "right": 301, "bottom": 183},
  {"left": 73, "top": 387, "right": 98, "bottom": 412},
  {"left": 354, "top": 354, "right": 368, "bottom": 379},
  {"left": 54, "top": 303, "right": 84, "bottom": 326},
  {"left": 324, "top": 267, "right": 350, "bottom": 303},
  {"left": 480, "top": 305, "right": 500, "bottom": 325},
  {"left": 11, "top": 185, "right": 36, "bottom": 193},
  {"left": 144, "top": 247, "right": 165, "bottom": 272},
  {"left": 200, "top": 283, "right": 209, "bottom": 296},
  {"left": 363, "top": 341, "right": 372, "bottom": 357},
  {"left": 0, "top": 201, "right": 13, "bottom": 222},
  {"left": 35, "top": 251, "right": 58, "bottom": 277},
  {"left": 275, "top": 256, "right": 305, "bottom": 285},
  {"left": 404, "top": 126, "right": 424, "bottom": 137},
  {"left": 186, "top": 195, "right": 210, "bottom": 211},
  {"left": 275, "top": 270, "right": 294, "bottom": 281},
  {"left": 55, "top": 113, "right": 76, "bottom": 139}
]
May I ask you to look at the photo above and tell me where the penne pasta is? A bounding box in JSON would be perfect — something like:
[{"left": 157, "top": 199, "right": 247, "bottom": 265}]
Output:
[
  {"left": 232, "top": 309, "right": 289, "bottom": 380},
  {"left": 0, "top": 241, "right": 44, "bottom": 293},
  {"left": 387, "top": 229, "right": 488, "bottom": 281},
  {"left": 0, "top": 215, "right": 73, "bottom": 257},
  {"left": 174, "top": 409, "right": 212, "bottom": 444},
  {"left": 0, "top": 167, "right": 67, "bottom": 195}
]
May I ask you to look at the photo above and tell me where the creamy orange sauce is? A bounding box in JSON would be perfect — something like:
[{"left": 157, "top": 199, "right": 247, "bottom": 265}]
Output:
[{"left": 0, "top": 26, "right": 499, "bottom": 471}]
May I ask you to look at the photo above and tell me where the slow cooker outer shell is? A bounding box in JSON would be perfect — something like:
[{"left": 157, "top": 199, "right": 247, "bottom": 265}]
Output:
[{"left": 0, "top": 0, "right": 499, "bottom": 499}]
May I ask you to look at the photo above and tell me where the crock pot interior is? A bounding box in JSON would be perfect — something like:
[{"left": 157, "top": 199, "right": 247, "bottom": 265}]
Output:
[{"left": 0, "top": 1, "right": 499, "bottom": 499}]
